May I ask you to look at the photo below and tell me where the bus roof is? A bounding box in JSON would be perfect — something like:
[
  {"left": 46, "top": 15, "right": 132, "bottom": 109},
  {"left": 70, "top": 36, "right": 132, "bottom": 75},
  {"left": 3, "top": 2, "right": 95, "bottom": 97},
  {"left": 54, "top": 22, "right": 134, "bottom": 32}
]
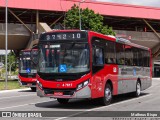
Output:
[
  {"left": 41, "top": 30, "right": 150, "bottom": 50},
  {"left": 88, "top": 30, "right": 150, "bottom": 50},
  {"left": 116, "top": 37, "right": 150, "bottom": 50}
]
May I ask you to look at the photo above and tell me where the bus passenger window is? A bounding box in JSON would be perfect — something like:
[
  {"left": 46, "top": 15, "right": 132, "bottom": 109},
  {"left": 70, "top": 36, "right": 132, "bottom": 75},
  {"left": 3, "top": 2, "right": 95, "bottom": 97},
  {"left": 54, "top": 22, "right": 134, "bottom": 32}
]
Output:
[
  {"left": 116, "top": 43, "right": 125, "bottom": 65},
  {"left": 124, "top": 45, "right": 133, "bottom": 66},
  {"left": 93, "top": 47, "right": 104, "bottom": 65},
  {"left": 105, "top": 41, "right": 116, "bottom": 64}
]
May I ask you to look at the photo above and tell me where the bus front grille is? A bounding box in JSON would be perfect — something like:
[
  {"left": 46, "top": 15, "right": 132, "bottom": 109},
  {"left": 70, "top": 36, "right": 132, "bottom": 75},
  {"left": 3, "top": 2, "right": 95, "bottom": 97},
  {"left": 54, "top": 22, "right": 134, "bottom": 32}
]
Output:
[{"left": 43, "top": 88, "right": 76, "bottom": 96}]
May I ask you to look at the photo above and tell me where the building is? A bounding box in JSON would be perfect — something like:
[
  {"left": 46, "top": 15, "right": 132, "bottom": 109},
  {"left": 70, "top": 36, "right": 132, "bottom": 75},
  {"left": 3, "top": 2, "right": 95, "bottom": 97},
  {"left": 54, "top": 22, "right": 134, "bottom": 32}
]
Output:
[{"left": 0, "top": 0, "right": 160, "bottom": 76}]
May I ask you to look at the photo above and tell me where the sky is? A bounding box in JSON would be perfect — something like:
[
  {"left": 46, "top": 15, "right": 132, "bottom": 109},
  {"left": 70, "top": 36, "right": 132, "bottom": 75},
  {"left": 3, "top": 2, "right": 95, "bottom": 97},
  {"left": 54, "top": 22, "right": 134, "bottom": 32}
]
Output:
[
  {"left": 94, "top": 0, "right": 160, "bottom": 8},
  {"left": 0, "top": 50, "right": 10, "bottom": 55}
]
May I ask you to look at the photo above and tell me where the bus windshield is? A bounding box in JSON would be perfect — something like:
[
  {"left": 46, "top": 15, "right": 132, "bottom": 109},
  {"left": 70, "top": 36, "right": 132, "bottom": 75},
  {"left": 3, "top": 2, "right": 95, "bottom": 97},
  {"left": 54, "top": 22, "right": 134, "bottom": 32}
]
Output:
[
  {"left": 19, "top": 51, "right": 37, "bottom": 73},
  {"left": 38, "top": 43, "right": 90, "bottom": 73}
]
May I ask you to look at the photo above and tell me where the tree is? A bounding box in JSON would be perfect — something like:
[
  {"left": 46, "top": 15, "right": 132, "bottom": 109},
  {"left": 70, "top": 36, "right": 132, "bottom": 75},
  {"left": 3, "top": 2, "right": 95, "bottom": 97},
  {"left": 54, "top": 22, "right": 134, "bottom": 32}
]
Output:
[
  {"left": 64, "top": 4, "right": 115, "bottom": 36},
  {"left": 7, "top": 51, "right": 18, "bottom": 72},
  {"left": 2, "top": 51, "right": 18, "bottom": 71}
]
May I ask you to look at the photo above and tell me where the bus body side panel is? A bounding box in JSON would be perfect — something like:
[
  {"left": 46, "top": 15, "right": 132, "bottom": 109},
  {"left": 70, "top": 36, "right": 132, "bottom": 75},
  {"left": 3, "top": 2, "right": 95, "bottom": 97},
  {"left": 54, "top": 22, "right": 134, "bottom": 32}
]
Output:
[
  {"left": 117, "top": 65, "right": 151, "bottom": 94},
  {"left": 91, "top": 64, "right": 118, "bottom": 98},
  {"left": 118, "top": 65, "right": 137, "bottom": 94},
  {"left": 18, "top": 74, "right": 37, "bottom": 87},
  {"left": 88, "top": 31, "right": 118, "bottom": 98},
  {"left": 18, "top": 74, "right": 37, "bottom": 82},
  {"left": 142, "top": 67, "right": 152, "bottom": 90}
]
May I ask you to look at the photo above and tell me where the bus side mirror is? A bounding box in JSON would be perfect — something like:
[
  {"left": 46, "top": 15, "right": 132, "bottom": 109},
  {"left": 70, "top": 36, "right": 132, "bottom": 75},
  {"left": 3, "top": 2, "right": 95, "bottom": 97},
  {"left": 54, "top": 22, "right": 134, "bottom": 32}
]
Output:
[{"left": 31, "top": 49, "right": 39, "bottom": 65}]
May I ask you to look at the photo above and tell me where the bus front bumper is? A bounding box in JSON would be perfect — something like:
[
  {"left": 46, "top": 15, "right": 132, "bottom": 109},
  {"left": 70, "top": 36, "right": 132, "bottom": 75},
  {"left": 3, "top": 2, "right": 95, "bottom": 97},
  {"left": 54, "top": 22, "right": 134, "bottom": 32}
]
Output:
[
  {"left": 18, "top": 79, "right": 36, "bottom": 87},
  {"left": 37, "top": 85, "right": 91, "bottom": 99}
]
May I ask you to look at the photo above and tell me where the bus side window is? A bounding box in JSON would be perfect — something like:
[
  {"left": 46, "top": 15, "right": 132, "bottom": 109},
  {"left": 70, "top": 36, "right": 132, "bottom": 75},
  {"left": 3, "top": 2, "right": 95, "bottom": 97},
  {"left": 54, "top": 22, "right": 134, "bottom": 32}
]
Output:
[
  {"left": 116, "top": 43, "right": 125, "bottom": 65},
  {"left": 124, "top": 45, "right": 133, "bottom": 66},
  {"left": 138, "top": 49, "right": 144, "bottom": 66},
  {"left": 132, "top": 47, "right": 139, "bottom": 66},
  {"left": 143, "top": 50, "right": 150, "bottom": 67},
  {"left": 105, "top": 41, "right": 116, "bottom": 64},
  {"left": 92, "top": 45, "right": 104, "bottom": 74},
  {"left": 93, "top": 47, "right": 104, "bottom": 65}
]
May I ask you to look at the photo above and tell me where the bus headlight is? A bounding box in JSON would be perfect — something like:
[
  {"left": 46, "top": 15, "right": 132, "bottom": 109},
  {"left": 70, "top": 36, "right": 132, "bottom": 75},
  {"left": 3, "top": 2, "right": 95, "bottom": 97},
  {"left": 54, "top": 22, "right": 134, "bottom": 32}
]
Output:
[
  {"left": 84, "top": 80, "right": 89, "bottom": 86},
  {"left": 37, "top": 80, "right": 43, "bottom": 89},
  {"left": 76, "top": 80, "right": 89, "bottom": 91}
]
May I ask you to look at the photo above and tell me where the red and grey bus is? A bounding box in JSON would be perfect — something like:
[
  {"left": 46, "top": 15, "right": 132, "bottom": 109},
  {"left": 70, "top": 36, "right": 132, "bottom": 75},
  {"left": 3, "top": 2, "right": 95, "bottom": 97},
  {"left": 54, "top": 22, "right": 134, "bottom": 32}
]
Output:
[
  {"left": 18, "top": 49, "right": 38, "bottom": 91},
  {"left": 34, "top": 30, "right": 152, "bottom": 105}
]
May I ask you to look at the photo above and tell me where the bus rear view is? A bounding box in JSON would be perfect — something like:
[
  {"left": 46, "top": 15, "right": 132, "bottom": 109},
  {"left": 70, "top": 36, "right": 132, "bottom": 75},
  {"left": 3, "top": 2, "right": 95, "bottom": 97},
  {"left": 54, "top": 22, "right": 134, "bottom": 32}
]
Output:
[
  {"left": 18, "top": 49, "right": 37, "bottom": 91},
  {"left": 36, "top": 30, "right": 152, "bottom": 105}
]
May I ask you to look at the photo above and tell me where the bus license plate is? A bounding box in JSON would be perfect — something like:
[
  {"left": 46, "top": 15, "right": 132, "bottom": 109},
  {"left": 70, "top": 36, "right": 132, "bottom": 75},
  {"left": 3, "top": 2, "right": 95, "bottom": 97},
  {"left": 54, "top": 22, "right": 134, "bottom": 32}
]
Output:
[
  {"left": 27, "top": 83, "right": 32, "bottom": 86},
  {"left": 54, "top": 92, "right": 63, "bottom": 96}
]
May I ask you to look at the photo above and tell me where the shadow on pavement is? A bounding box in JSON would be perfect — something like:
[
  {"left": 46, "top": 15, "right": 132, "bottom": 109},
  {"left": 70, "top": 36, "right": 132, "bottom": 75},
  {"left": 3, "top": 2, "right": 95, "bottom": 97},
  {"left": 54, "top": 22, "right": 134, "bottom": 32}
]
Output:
[
  {"left": 35, "top": 98, "right": 98, "bottom": 109},
  {"left": 35, "top": 92, "right": 149, "bottom": 109},
  {"left": 112, "top": 92, "right": 148, "bottom": 104}
]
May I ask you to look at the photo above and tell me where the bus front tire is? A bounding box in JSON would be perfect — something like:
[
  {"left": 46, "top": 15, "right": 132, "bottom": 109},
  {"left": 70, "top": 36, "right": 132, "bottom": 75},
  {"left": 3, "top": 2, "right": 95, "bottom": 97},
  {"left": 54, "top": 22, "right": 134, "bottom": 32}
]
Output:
[
  {"left": 57, "top": 98, "right": 69, "bottom": 104},
  {"left": 30, "top": 87, "right": 36, "bottom": 92},
  {"left": 100, "top": 84, "right": 112, "bottom": 106}
]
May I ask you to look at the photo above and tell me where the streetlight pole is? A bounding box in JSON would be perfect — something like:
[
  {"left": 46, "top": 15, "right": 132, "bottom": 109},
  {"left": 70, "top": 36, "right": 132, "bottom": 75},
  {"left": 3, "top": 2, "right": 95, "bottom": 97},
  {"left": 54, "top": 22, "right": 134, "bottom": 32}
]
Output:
[
  {"left": 79, "top": 0, "right": 85, "bottom": 30},
  {"left": 5, "top": 0, "right": 8, "bottom": 90}
]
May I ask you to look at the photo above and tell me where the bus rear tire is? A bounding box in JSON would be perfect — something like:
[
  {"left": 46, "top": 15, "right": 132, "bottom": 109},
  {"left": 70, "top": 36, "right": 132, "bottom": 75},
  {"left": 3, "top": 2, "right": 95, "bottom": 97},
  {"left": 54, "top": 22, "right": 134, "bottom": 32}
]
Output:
[
  {"left": 134, "top": 81, "right": 141, "bottom": 97},
  {"left": 100, "top": 84, "right": 112, "bottom": 106},
  {"left": 57, "top": 98, "right": 69, "bottom": 104},
  {"left": 30, "top": 87, "right": 36, "bottom": 92}
]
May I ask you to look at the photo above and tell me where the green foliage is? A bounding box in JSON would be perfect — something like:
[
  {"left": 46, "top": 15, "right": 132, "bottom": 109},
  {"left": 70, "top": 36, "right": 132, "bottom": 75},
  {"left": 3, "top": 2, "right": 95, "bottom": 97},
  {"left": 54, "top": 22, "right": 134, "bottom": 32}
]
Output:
[
  {"left": 64, "top": 4, "right": 115, "bottom": 36},
  {"left": 0, "top": 80, "right": 25, "bottom": 90},
  {"left": 7, "top": 51, "right": 18, "bottom": 72},
  {"left": 1, "top": 51, "right": 18, "bottom": 72}
]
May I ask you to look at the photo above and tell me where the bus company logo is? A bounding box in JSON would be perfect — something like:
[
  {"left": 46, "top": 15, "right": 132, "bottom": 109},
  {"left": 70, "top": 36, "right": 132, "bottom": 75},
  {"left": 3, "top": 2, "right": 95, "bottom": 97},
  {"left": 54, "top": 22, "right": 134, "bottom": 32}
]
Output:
[
  {"left": 113, "top": 67, "right": 117, "bottom": 73},
  {"left": 2, "top": 112, "right": 11, "bottom": 117},
  {"left": 56, "top": 84, "right": 60, "bottom": 87}
]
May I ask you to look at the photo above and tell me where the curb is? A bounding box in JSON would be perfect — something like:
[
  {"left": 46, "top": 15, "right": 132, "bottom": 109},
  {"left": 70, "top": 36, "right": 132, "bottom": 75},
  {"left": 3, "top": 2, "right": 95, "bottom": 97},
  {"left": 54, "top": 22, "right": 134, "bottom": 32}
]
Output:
[
  {"left": 153, "top": 78, "right": 160, "bottom": 80},
  {"left": 0, "top": 88, "right": 30, "bottom": 93}
]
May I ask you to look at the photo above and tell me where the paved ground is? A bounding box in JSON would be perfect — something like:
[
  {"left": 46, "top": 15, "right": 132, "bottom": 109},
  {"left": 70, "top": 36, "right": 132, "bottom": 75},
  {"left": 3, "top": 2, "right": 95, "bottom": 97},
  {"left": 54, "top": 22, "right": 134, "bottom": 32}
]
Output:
[{"left": 0, "top": 78, "right": 160, "bottom": 120}]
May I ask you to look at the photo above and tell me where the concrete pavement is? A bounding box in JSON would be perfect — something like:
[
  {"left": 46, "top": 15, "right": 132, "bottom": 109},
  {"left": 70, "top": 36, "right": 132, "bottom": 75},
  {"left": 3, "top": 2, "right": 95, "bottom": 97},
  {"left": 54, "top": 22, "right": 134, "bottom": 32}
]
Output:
[{"left": 0, "top": 78, "right": 160, "bottom": 120}]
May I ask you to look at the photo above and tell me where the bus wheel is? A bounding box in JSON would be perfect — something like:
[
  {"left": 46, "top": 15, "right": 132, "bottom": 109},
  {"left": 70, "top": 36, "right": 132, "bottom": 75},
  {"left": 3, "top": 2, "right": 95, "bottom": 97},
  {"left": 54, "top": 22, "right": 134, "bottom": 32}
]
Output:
[
  {"left": 57, "top": 98, "right": 69, "bottom": 104},
  {"left": 30, "top": 87, "right": 36, "bottom": 92},
  {"left": 100, "top": 84, "right": 112, "bottom": 106},
  {"left": 134, "top": 81, "right": 141, "bottom": 97}
]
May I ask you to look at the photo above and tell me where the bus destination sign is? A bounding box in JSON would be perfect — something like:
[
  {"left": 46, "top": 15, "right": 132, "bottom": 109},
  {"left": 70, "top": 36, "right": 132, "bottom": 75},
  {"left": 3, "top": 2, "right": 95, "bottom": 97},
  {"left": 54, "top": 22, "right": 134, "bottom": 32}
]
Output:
[
  {"left": 21, "top": 50, "right": 38, "bottom": 56},
  {"left": 22, "top": 51, "right": 30, "bottom": 55},
  {"left": 40, "top": 32, "right": 87, "bottom": 41}
]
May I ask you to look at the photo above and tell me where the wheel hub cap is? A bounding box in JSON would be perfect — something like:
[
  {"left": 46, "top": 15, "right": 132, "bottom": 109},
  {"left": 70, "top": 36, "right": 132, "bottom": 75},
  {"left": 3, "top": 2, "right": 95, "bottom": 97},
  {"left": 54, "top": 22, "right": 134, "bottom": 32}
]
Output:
[{"left": 105, "top": 88, "right": 111, "bottom": 101}]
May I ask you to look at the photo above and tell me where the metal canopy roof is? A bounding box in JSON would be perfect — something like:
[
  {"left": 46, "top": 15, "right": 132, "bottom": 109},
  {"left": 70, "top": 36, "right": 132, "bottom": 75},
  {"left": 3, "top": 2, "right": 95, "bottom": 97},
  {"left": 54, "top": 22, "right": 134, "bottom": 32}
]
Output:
[{"left": 0, "top": 0, "right": 160, "bottom": 20}]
